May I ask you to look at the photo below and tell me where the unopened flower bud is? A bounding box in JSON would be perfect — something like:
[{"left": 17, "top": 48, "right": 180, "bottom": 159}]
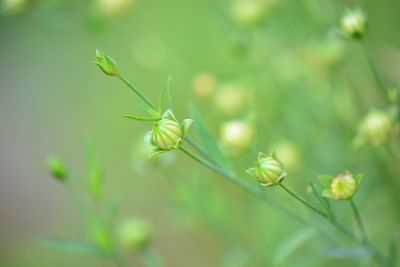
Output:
[
  {"left": 341, "top": 8, "right": 367, "bottom": 39},
  {"left": 231, "top": 0, "right": 271, "bottom": 28},
  {"left": 94, "top": 49, "right": 119, "bottom": 76},
  {"left": 1, "top": 0, "right": 28, "bottom": 15},
  {"left": 96, "top": 0, "right": 136, "bottom": 18},
  {"left": 152, "top": 119, "right": 182, "bottom": 150},
  {"left": 148, "top": 110, "right": 193, "bottom": 158},
  {"left": 117, "top": 217, "right": 151, "bottom": 252},
  {"left": 47, "top": 155, "right": 67, "bottom": 181},
  {"left": 320, "top": 171, "right": 364, "bottom": 201},
  {"left": 361, "top": 109, "right": 394, "bottom": 146},
  {"left": 220, "top": 121, "right": 255, "bottom": 155},
  {"left": 214, "top": 84, "right": 247, "bottom": 115},
  {"left": 192, "top": 72, "right": 216, "bottom": 98},
  {"left": 246, "top": 152, "right": 286, "bottom": 186}
]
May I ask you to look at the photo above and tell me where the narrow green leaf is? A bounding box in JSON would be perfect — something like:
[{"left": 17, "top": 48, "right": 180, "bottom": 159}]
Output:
[
  {"left": 322, "top": 189, "right": 333, "bottom": 199},
  {"left": 149, "top": 149, "right": 166, "bottom": 159},
  {"left": 258, "top": 152, "right": 267, "bottom": 160},
  {"left": 189, "top": 104, "right": 234, "bottom": 174},
  {"left": 318, "top": 175, "right": 334, "bottom": 189},
  {"left": 355, "top": 173, "right": 365, "bottom": 188},
  {"left": 274, "top": 228, "right": 316, "bottom": 264},
  {"left": 181, "top": 119, "right": 194, "bottom": 137},
  {"left": 123, "top": 115, "right": 161, "bottom": 122},
  {"left": 310, "top": 182, "right": 331, "bottom": 217},
  {"left": 159, "top": 75, "right": 173, "bottom": 113},
  {"left": 246, "top": 168, "right": 256, "bottom": 177},
  {"left": 161, "top": 109, "right": 178, "bottom": 122},
  {"left": 134, "top": 99, "right": 161, "bottom": 117},
  {"left": 39, "top": 238, "right": 106, "bottom": 257}
]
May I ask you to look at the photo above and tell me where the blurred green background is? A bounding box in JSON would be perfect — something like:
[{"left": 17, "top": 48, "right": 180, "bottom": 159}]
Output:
[{"left": 1, "top": 0, "right": 400, "bottom": 266}]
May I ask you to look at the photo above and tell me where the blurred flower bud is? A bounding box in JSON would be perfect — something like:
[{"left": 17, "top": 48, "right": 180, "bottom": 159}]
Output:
[
  {"left": 273, "top": 141, "right": 300, "bottom": 172},
  {"left": 305, "top": 35, "right": 345, "bottom": 70},
  {"left": 341, "top": 8, "right": 367, "bottom": 39},
  {"left": 246, "top": 152, "right": 286, "bottom": 186},
  {"left": 148, "top": 110, "right": 193, "bottom": 158},
  {"left": 231, "top": 0, "right": 272, "bottom": 28},
  {"left": 361, "top": 109, "right": 395, "bottom": 146},
  {"left": 94, "top": 49, "right": 119, "bottom": 76},
  {"left": 214, "top": 84, "right": 247, "bottom": 115},
  {"left": 47, "top": 155, "right": 67, "bottom": 181},
  {"left": 117, "top": 217, "right": 151, "bottom": 252},
  {"left": 96, "top": 0, "right": 136, "bottom": 18},
  {"left": 192, "top": 72, "right": 216, "bottom": 98},
  {"left": 320, "top": 171, "right": 364, "bottom": 201},
  {"left": 1, "top": 0, "right": 28, "bottom": 15},
  {"left": 220, "top": 121, "right": 255, "bottom": 155}
]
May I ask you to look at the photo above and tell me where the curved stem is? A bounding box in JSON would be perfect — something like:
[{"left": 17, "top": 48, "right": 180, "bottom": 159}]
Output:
[
  {"left": 279, "top": 184, "right": 326, "bottom": 217},
  {"left": 350, "top": 199, "right": 368, "bottom": 244},
  {"left": 118, "top": 75, "right": 159, "bottom": 112},
  {"left": 179, "top": 147, "right": 306, "bottom": 223}
]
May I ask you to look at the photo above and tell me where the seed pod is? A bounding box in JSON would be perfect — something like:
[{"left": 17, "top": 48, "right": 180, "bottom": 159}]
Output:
[
  {"left": 93, "top": 49, "right": 119, "bottom": 76},
  {"left": 117, "top": 217, "right": 151, "bottom": 252},
  {"left": 47, "top": 155, "right": 67, "bottom": 181},
  {"left": 340, "top": 8, "right": 367, "bottom": 39},
  {"left": 220, "top": 121, "right": 255, "bottom": 155},
  {"left": 320, "top": 171, "right": 364, "bottom": 201},
  {"left": 246, "top": 152, "right": 286, "bottom": 186}
]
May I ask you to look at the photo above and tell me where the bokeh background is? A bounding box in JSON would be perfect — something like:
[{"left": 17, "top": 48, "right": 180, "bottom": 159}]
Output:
[{"left": 1, "top": 0, "right": 400, "bottom": 266}]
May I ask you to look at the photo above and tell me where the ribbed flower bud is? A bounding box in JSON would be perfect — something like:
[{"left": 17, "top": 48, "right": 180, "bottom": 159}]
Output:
[
  {"left": 147, "top": 110, "right": 193, "bottom": 158},
  {"left": 361, "top": 109, "right": 394, "bottom": 146},
  {"left": 247, "top": 152, "right": 286, "bottom": 186},
  {"left": 94, "top": 49, "right": 119, "bottom": 76},
  {"left": 47, "top": 155, "right": 67, "bottom": 181},
  {"left": 220, "top": 121, "right": 255, "bottom": 155},
  {"left": 152, "top": 119, "right": 182, "bottom": 150},
  {"left": 320, "top": 171, "right": 364, "bottom": 201},
  {"left": 340, "top": 8, "right": 367, "bottom": 39},
  {"left": 117, "top": 218, "right": 151, "bottom": 252}
]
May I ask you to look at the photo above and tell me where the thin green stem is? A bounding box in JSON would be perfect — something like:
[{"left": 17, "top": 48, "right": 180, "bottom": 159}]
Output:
[
  {"left": 359, "top": 40, "right": 388, "bottom": 103},
  {"left": 279, "top": 184, "right": 327, "bottom": 217},
  {"left": 118, "top": 75, "right": 159, "bottom": 112},
  {"left": 350, "top": 199, "right": 368, "bottom": 244},
  {"left": 179, "top": 146, "right": 306, "bottom": 223}
]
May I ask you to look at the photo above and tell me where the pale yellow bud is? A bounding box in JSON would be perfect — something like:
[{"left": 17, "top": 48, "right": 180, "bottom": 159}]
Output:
[
  {"left": 192, "top": 72, "right": 216, "bottom": 98},
  {"left": 220, "top": 121, "right": 255, "bottom": 155},
  {"left": 214, "top": 84, "right": 247, "bottom": 114}
]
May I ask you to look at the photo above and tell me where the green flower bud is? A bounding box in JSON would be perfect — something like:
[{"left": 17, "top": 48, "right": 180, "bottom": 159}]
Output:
[
  {"left": 192, "top": 72, "right": 216, "bottom": 99},
  {"left": 96, "top": 0, "right": 136, "bottom": 18},
  {"left": 117, "top": 217, "right": 151, "bottom": 252},
  {"left": 147, "top": 110, "right": 193, "bottom": 158},
  {"left": 94, "top": 49, "right": 119, "bottom": 76},
  {"left": 231, "top": 0, "right": 276, "bottom": 28},
  {"left": 361, "top": 109, "right": 395, "bottom": 146},
  {"left": 220, "top": 121, "right": 255, "bottom": 155},
  {"left": 320, "top": 171, "right": 364, "bottom": 201},
  {"left": 246, "top": 152, "right": 286, "bottom": 187},
  {"left": 152, "top": 119, "right": 182, "bottom": 150},
  {"left": 1, "top": 0, "right": 29, "bottom": 15},
  {"left": 47, "top": 155, "right": 67, "bottom": 181},
  {"left": 340, "top": 8, "right": 367, "bottom": 39},
  {"left": 214, "top": 84, "right": 247, "bottom": 115}
]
